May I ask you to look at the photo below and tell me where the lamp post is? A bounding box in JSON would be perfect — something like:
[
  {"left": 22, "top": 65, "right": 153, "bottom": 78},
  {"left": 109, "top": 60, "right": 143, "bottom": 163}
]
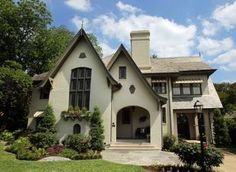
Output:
[{"left": 194, "top": 100, "right": 206, "bottom": 172}]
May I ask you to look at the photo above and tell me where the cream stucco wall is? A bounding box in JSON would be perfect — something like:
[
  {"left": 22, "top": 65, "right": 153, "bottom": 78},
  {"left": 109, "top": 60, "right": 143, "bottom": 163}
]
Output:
[
  {"left": 109, "top": 54, "right": 162, "bottom": 148},
  {"left": 48, "top": 38, "right": 112, "bottom": 144},
  {"left": 27, "top": 88, "right": 48, "bottom": 129}
]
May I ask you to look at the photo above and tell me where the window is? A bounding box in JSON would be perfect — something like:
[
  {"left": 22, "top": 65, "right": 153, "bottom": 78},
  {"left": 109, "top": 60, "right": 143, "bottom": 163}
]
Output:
[
  {"left": 122, "top": 109, "right": 130, "bottom": 124},
  {"left": 192, "top": 83, "right": 201, "bottom": 95},
  {"left": 69, "top": 68, "right": 91, "bottom": 109},
  {"left": 152, "top": 82, "right": 166, "bottom": 94},
  {"left": 162, "top": 107, "right": 166, "bottom": 123},
  {"left": 119, "top": 66, "right": 126, "bottom": 79},
  {"left": 183, "top": 83, "right": 191, "bottom": 95},
  {"left": 173, "top": 83, "right": 202, "bottom": 96},
  {"left": 40, "top": 88, "right": 50, "bottom": 99},
  {"left": 73, "top": 124, "right": 81, "bottom": 134},
  {"left": 173, "top": 84, "right": 181, "bottom": 95}
]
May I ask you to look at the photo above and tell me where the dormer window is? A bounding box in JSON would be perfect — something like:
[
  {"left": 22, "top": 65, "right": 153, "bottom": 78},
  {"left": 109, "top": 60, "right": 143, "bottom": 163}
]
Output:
[{"left": 119, "top": 66, "right": 126, "bottom": 79}]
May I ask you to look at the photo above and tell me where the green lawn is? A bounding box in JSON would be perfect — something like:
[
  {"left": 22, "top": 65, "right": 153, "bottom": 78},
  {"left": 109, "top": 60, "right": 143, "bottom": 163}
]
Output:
[{"left": 0, "top": 142, "right": 144, "bottom": 172}]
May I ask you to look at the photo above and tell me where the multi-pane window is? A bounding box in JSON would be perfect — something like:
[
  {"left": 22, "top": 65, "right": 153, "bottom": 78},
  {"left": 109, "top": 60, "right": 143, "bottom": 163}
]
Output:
[
  {"left": 173, "top": 83, "right": 181, "bottom": 95},
  {"left": 119, "top": 66, "right": 127, "bottom": 79},
  {"left": 69, "top": 68, "right": 91, "bottom": 109},
  {"left": 173, "top": 83, "right": 202, "bottom": 96},
  {"left": 152, "top": 82, "right": 166, "bottom": 94}
]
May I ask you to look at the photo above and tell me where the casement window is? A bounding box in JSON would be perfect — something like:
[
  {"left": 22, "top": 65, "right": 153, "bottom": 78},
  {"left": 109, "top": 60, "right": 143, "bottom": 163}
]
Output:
[
  {"left": 122, "top": 109, "right": 130, "bottom": 124},
  {"left": 162, "top": 107, "right": 166, "bottom": 123},
  {"left": 119, "top": 66, "right": 127, "bottom": 79},
  {"left": 73, "top": 124, "right": 81, "bottom": 134},
  {"left": 69, "top": 67, "right": 91, "bottom": 109},
  {"left": 173, "top": 83, "right": 181, "bottom": 95},
  {"left": 173, "top": 83, "right": 202, "bottom": 96},
  {"left": 40, "top": 88, "right": 50, "bottom": 99},
  {"left": 152, "top": 82, "right": 167, "bottom": 94}
]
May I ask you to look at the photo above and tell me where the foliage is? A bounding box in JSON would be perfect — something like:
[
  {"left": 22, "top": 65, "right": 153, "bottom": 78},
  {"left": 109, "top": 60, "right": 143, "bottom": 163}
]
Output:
[
  {"left": 196, "top": 146, "right": 224, "bottom": 170},
  {"left": 215, "top": 82, "right": 236, "bottom": 114},
  {"left": 30, "top": 132, "right": 57, "bottom": 149},
  {"left": 0, "top": 130, "right": 14, "bottom": 143},
  {"left": 61, "top": 106, "right": 91, "bottom": 121},
  {"left": 59, "top": 148, "right": 78, "bottom": 159},
  {"left": 226, "top": 118, "right": 236, "bottom": 145},
  {"left": 162, "top": 134, "right": 176, "bottom": 151},
  {"left": 47, "top": 144, "right": 64, "bottom": 156},
  {"left": 89, "top": 107, "right": 105, "bottom": 151},
  {"left": 0, "top": 62, "right": 32, "bottom": 130},
  {"left": 87, "top": 34, "right": 103, "bottom": 57},
  {"left": 16, "top": 147, "right": 46, "bottom": 160},
  {"left": 144, "top": 164, "right": 200, "bottom": 172},
  {"left": 36, "top": 105, "right": 56, "bottom": 133},
  {"left": 213, "top": 109, "right": 231, "bottom": 146},
  {"left": 5, "top": 137, "right": 32, "bottom": 154},
  {"left": 63, "top": 134, "right": 90, "bottom": 153},
  {"left": 173, "top": 143, "right": 224, "bottom": 170},
  {"left": 173, "top": 143, "right": 199, "bottom": 167},
  {"left": 72, "top": 150, "right": 102, "bottom": 160}
]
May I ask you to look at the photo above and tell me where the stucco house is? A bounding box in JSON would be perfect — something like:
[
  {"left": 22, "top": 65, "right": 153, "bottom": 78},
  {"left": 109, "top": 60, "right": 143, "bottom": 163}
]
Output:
[{"left": 28, "top": 29, "right": 222, "bottom": 149}]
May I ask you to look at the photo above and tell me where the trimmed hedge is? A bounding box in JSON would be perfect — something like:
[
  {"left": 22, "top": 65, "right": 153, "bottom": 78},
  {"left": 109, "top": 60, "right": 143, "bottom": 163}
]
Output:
[{"left": 63, "top": 134, "right": 90, "bottom": 153}]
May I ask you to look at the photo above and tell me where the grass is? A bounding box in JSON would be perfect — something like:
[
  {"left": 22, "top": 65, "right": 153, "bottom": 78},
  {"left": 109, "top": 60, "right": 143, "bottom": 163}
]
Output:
[{"left": 0, "top": 142, "right": 144, "bottom": 172}]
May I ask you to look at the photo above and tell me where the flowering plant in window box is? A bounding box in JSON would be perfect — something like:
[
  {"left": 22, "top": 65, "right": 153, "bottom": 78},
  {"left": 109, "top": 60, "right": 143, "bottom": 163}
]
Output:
[{"left": 61, "top": 106, "right": 91, "bottom": 121}]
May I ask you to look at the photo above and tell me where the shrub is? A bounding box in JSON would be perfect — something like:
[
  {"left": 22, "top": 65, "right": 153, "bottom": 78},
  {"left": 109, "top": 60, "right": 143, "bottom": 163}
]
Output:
[
  {"left": 173, "top": 143, "right": 199, "bottom": 167},
  {"left": 59, "top": 148, "right": 78, "bottom": 159},
  {"left": 16, "top": 147, "right": 46, "bottom": 160},
  {"left": 72, "top": 150, "right": 102, "bottom": 160},
  {"left": 30, "top": 132, "right": 57, "bottom": 148},
  {"left": 36, "top": 105, "right": 56, "bottom": 133},
  {"left": 5, "top": 137, "right": 32, "bottom": 154},
  {"left": 63, "top": 134, "right": 90, "bottom": 153},
  {"left": 226, "top": 118, "right": 236, "bottom": 145},
  {"left": 89, "top": 107, "right": 105, "bottom": 151},
  {"left": 196, "top": 146, "right": 224, "bottom": 170},
  {"left": 162, "top": 134, "right": 176, "bottom": 151},
  {"left": 174, "top": 143, "right": 224, "bottom": 170},
  {"left": 0, "top": 130, "right": 14, "bottom": 143},
  {"left": 213, "top": 109, "right": 231, "bottom": 146},
  {"left": 47, "top": 144, "right": 64, "bottom": 156}
]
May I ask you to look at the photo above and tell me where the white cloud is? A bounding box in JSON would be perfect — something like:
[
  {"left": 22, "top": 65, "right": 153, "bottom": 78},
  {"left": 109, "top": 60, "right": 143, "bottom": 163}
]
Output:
[
  {"left": 92, "top": 14, "right": 196, "bottom": 56},
  {"left": 65, "top": 0, "right": 91, "bottom": 11},
  {"left": 213, "top": 1, "right": 236, "bottom": 29},
  {"left": 72, "top": 16, "right": 90, "bottom": 30},
  {"left": 210, "top": 49, "right": 236, "bottom": 71},
  {"left": 116, "top": 1, "right": 142, "bottom": 14},
  {"left": 201, "top": 20, "right": 219, "bottom": 36},
  {"left": 198, "top": 37, "right": 234, "bottom": 56},
  {"left": 100, "top": 42, "right": 116, "bottom": 57}
]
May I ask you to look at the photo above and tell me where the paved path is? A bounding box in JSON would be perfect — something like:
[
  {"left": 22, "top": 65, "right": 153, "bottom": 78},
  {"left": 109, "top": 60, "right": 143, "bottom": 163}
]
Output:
[
  {"left": 101, "top": 149, "right": 181, "bottom": 166},
  {"left": 218, "top": 151, "right": 236, "bottom": 172}
]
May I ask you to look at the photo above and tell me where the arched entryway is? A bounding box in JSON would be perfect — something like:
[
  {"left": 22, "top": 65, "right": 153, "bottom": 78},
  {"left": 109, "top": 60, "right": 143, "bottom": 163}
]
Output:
[{"left": 116, "top": 106, "right": 150, "bottom": 142}]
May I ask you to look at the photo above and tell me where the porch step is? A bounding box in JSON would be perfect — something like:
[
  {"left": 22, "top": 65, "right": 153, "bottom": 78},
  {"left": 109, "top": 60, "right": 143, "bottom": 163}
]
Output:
[{"left": 107, "top": 144, "right": 159, "bottom": 150}]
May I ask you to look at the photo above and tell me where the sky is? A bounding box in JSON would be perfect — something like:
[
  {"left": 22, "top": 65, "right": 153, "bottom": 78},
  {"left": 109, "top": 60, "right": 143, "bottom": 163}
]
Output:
[{"left": 45, "top": 0, "right": 236, "bottom": 83}]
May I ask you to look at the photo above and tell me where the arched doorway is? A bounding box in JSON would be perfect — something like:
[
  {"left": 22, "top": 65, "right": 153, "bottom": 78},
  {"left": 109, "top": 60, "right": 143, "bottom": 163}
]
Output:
[{"left": 116, "top": 106, "right": 150, "bottom": 142}]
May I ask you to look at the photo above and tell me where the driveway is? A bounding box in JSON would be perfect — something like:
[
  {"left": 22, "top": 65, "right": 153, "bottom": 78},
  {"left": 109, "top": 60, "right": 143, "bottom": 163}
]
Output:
[
  {"left": 218, "top": 148, "right": 236, "bottom": 172},
  {"left": 101, "top": 149, "right": 180, "bottom": 166}
]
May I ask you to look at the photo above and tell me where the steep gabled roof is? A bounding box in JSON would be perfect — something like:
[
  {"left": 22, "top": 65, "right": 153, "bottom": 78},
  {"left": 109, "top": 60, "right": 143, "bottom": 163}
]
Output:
[
  {"left": 37, "top": 29, "right": 119, "bottom": 88},
  {"left": 107, "top": 44, "right": 167, "bottom": 103}
]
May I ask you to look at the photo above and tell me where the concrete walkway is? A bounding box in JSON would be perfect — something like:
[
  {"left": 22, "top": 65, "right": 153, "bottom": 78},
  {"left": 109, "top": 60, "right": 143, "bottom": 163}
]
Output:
[{"left": 101, "top": 149, "right": 181, "bottom": 166}]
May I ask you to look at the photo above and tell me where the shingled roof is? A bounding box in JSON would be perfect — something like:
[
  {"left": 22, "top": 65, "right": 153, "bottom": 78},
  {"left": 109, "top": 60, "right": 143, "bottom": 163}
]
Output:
[{"left": 102, "top": 55, "right": 216, "bottom": 75}]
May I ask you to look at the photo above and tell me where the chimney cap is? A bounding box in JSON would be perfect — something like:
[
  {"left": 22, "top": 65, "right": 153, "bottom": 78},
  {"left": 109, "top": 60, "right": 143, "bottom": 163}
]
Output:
[{"left": 130, "top": 30, "right": 150, "bottom": 36}]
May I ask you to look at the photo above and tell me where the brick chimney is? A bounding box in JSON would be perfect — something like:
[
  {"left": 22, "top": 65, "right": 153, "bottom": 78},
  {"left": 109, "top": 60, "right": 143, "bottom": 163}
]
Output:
[{"left": 130, "top": 30, "right": 151, "bottom": 70}]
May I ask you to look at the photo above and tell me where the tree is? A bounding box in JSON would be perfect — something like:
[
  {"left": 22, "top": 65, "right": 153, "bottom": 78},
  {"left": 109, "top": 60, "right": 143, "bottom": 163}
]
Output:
[
  {"left": 0, "top": 0, "right": 51, "bottom": 73},
  {"left": 213, "top": 109, "right": 231, "bottom": 146},
  {"left": 89, "top": 107, "right": 105, "bottom": 151},
  {"left": 36, "top": 105, "right": 56, "bottom": 133},
  {"left": 0, "top": 60, "right": 32, "bottom": 130},
  {"left": 87, "top": 33, "right": 103, "bottom": 57}
]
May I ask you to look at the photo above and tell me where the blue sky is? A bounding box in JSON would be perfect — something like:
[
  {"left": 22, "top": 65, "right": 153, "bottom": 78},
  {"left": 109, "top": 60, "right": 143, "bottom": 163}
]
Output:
[{"left": 45, "top": 0, "right": 236, "bottom": 83}]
